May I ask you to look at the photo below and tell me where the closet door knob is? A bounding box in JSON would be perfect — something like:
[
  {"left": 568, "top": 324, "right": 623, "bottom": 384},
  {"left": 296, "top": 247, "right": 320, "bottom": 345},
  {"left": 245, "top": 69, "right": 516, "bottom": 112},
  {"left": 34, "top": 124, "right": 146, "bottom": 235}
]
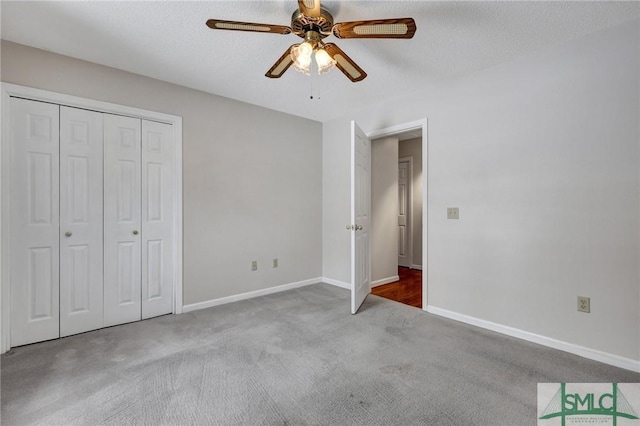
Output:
[
  {"left": 64, "top": 231, "right": 72, "bottom": 237},
  {"left": 133, "top": 230, "right": 139, "bottom": 235}
]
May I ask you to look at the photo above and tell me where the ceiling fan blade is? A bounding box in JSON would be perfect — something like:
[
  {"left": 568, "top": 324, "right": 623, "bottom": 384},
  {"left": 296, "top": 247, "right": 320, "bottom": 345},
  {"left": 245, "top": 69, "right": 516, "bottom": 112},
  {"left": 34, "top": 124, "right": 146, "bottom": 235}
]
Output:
[
  {"left": 206, "top": 19, "right": 292, "bottom": 35},
  {"left": 323, "top": 43, "right": 367, "bottom": 82},
  {"left": 332, "top": 18, "right": 416, "bottom": 39},
  {"left": 265, "top": 46, "right": 295, "bottom": 78},
  {"left": 298, "top": 0, "right": 321, "bottom": 18}
]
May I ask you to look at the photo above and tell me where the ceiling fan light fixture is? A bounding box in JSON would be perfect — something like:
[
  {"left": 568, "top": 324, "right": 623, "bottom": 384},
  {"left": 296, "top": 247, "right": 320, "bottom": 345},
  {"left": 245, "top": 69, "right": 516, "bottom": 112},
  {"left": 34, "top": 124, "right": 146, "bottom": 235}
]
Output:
[
  {"left": 290, "top": 42, "right": 313, "bottom": 75},
  {"left": 315, "top": 47, "right": 336, "bottom": 75}
]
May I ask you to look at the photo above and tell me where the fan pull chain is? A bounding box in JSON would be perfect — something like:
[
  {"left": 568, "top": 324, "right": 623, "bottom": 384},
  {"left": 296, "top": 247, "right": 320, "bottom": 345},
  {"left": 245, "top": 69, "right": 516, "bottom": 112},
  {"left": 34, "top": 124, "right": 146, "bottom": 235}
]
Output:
[{"left": 309, "top": 66, "right": 321, "bottom": 100}]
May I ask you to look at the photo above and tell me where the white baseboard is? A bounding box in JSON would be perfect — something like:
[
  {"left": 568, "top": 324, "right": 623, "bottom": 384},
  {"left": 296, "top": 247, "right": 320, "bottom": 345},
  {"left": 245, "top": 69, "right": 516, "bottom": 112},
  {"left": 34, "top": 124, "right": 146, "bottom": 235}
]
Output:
[
  {"left": 411, "top": 264, "right": 423, "bottom": 271},
  {"left": 183, "top": 277, "right": 322, "bottom": 313},
  {"left": 321, "top": 277, "right": 350, "bottom": 289},
  {"left": 371, "top": 275, "right": 400, "bottom": 288},
  {"left": 426, "top": 305, "right": 640, "bottom": 373}
]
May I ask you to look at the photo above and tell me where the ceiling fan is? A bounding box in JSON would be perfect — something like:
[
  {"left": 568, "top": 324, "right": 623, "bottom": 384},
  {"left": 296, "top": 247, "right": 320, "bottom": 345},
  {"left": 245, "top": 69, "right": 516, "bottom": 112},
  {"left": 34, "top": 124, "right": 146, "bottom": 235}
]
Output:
[{"left": 206, "top": 0, "right": 417, "bottom": 82}]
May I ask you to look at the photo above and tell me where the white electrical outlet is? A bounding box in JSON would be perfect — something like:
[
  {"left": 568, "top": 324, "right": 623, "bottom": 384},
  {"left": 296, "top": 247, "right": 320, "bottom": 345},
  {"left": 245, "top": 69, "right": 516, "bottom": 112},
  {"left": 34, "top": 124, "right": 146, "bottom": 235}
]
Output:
[
  {"left": 251, "top": 260, "right": 258, "bottom": 271},
  {"left": 577, "top": 296, "right": 590, "bottom": 313},
  {"left": 447, "top": 207, "right": 459, "bottom": 219},
  {"left": 273, "top": 258, "right": 278, "bottom": 268}
]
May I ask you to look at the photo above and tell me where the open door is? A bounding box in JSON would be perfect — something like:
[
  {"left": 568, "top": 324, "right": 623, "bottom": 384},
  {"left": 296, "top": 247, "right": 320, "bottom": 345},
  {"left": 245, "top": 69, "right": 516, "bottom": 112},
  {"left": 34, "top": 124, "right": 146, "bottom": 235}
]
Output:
[{"left": 350, "top": 121, "right": 371, "bottom": 314}]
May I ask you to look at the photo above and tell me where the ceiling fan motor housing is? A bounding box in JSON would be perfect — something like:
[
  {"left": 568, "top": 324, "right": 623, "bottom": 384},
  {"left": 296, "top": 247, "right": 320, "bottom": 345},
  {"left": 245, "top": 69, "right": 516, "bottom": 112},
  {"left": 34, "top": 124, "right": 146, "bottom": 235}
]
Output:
[{"left": 291, "top": 8, "right": 334, "bottom": 38}]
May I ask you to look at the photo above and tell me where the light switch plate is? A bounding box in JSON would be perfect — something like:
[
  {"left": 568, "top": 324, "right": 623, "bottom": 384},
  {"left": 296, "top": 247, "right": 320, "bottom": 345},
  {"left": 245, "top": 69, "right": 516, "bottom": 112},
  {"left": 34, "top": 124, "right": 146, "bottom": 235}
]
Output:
[{"left": 447, "top": 207, "right": 459, "bottom": 219}]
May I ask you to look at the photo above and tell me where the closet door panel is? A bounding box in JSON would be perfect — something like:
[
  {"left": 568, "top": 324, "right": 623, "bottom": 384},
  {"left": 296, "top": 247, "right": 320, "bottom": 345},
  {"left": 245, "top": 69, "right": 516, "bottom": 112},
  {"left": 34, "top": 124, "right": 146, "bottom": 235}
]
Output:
[
  {"left": 104, "top": 115, "right": 142, "bottom": 326},
  {"left": 59, "top": 107, "right": 104, "bottom": 337},
  {"left": 141, "top": 121, "right": 174, "bottom": 319},
  {"left": 9, "top": 98, "right": 60, "bottom": 346}
]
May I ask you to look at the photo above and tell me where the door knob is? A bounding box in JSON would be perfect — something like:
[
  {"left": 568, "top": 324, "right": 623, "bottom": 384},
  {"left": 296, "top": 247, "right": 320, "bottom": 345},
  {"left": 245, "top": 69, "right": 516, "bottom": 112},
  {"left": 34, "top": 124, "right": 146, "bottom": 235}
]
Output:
[
  {"left": 356, "top": 225, "right": 363, "bottom": 231},
  {"left": 64, "top": 231, "right": 72, "bottom": 237},
  {"left": 133, "top": 230, "right": 139, "bottom": 235}
]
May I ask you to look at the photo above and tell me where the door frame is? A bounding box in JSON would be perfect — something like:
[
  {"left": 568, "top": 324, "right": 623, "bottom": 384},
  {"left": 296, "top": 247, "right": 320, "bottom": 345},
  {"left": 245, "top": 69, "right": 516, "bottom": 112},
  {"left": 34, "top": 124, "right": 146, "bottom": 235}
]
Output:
[
  {"left": 398, "top": 156, "right": 413, "bottom": 269},
  {"left": 367, "top": 118, "right": 428, "bottom": 309},
  {"left": 0, "top": 83, "right": 184, "bottom": 353}
]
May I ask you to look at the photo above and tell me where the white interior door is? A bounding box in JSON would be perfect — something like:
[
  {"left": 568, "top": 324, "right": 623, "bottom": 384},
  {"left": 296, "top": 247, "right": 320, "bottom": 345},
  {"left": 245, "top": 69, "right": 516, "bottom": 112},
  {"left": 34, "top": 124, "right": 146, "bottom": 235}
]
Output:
[
  {"left": 350, "top": 121, "right": 371, "bottom": 314},
  {"left": 398, "top": 159, "right": 412, "bottom": 268},
  {"left": 103, "top": 114, "right": 142, "bottom": 326},
  {"left": 59, "top": 107, "right": 104, "bottom": 337},
  {"left": 9, "top": 98, "right": 60, "bottom": 346},
  {"left": 141, "top": 120, "right": 174, "bottom": 319}
]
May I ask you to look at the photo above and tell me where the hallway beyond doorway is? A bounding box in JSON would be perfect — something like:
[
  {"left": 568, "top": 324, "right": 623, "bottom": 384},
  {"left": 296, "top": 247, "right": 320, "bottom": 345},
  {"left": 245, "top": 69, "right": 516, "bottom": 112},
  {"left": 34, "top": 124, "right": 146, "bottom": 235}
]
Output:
[{"left": 371, "top": 267, "right": 422, "bottom": 308}]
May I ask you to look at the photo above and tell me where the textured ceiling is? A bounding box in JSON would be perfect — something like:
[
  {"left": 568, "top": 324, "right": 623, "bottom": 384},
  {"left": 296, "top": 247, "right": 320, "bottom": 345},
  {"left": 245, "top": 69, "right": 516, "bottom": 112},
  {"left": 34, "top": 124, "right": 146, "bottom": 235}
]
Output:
[{"left": 2, "top": 1, "right": 639, "bottom": 122}]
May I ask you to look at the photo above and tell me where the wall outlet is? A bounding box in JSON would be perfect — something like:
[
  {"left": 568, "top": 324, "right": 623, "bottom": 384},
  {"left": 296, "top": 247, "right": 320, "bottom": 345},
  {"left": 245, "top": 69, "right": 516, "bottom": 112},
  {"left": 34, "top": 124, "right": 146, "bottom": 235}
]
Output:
[
  {"left": 577, "top": 296, "right": 590, "bottom": 313},
  {"left": 273, "top": 258, "right": 278, "bottom": 268},
  {"left": 447, "top": 207, "right": 459, "bottom": 219},
  {"left": 251, "top": 260, "right": 258, "bottom": 271}
]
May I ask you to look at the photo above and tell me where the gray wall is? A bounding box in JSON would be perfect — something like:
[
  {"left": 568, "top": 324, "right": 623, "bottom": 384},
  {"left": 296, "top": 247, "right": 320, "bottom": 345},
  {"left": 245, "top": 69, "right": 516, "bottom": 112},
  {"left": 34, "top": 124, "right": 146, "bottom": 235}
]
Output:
[
  {"left": 2, "top": 40, "right": 323, "bottom": 306},
  {"left": 399, "top": 137, "right": 423, "bottom": 269},
  {"left": 322, "top": 20, "right": 640, "bottom": 362},
  {"left": 371, "top": 137, "right": 399, "bottom": 284}
]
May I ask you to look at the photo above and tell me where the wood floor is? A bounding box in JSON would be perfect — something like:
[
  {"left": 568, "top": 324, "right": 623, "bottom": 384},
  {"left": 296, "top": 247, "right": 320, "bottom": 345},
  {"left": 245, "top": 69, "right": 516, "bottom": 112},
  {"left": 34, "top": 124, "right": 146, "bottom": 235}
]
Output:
[{"left": 371, "top": 267, "right": 422, "bottom": 308}]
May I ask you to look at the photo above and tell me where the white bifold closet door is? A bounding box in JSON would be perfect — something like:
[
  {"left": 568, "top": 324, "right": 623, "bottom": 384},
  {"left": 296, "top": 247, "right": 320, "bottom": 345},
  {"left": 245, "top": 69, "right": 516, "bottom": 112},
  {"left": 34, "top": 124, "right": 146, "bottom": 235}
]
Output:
[
  {"left": 9, "top": 99, "right": 61, "bottom": 346},
  {"left": 103, "top": 116, "right": 175, "bottom": 326},
  {"left": 9, "top": 97, "right": 175, "bottom": 347},
  {"left": 141, "top": 120, "right": 174, "bottom": 319},
  {"left": 103, "top": 114, "right": 142, "bottom": 327},
  {"left": 59, "top": 106, "right": 104, "bottom": 337}
]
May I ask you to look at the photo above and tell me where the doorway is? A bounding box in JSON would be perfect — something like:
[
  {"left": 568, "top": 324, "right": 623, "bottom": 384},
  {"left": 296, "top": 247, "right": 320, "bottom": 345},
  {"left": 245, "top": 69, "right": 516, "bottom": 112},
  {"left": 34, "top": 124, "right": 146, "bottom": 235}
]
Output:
[{"left": 368, "top": 121, "right": 426, "bottom": 309}]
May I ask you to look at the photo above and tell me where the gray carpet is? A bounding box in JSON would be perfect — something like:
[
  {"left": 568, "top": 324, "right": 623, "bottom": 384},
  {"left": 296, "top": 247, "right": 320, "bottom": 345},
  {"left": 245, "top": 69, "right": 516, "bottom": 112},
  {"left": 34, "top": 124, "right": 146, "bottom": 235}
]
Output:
[{"left": 1, "top": 283, "right": 638, "bottom": 425}]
